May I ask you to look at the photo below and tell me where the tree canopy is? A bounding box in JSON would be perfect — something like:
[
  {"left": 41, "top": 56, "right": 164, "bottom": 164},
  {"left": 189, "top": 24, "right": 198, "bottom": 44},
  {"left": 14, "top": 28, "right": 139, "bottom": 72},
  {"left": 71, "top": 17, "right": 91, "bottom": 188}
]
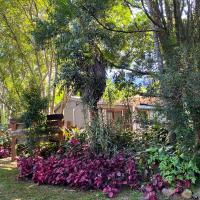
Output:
[{"left": 0, "top": 0, "right": 200, "bottom": 153}]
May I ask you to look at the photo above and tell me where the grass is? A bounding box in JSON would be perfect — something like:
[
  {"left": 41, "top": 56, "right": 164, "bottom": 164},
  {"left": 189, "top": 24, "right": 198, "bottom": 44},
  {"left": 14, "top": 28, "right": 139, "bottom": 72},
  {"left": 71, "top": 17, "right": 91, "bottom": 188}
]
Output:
[{"left": 0, "top": 158, "right": 142, "bottom": 200}]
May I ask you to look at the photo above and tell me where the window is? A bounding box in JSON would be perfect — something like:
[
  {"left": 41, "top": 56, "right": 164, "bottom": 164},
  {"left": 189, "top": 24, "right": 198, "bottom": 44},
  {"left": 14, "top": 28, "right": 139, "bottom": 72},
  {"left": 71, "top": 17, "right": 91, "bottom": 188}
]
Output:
[
  {"left": 138, "top": 110, "right": 149, "bottom": 128},
  {"left": 114, "top": 111, "right": 122, "bottom": 122},
  {"left": 106, "top": 110, "right": 124, "bottom": 124},
  {"left": 106, "top": 111, "right": 113, "bottom": 124}
]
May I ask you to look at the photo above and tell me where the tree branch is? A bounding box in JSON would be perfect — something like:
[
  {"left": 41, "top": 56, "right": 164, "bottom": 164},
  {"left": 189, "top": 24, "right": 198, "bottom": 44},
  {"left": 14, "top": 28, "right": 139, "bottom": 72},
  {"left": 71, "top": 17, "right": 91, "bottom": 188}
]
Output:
[
  {"left": 119, "top": 67, "right": 156, "bottom": 76},
  {"left": 141, "top": 0, "right": 166, "bottom": 30},
  {"left": 0, "top": 13, "right": 37, "bottom": 83},
  {"left": 81, "top": 5, "right": 161, "bottom": 33},
  {"left": 108, "top": 61, "right": 156, "bottom": 76}
]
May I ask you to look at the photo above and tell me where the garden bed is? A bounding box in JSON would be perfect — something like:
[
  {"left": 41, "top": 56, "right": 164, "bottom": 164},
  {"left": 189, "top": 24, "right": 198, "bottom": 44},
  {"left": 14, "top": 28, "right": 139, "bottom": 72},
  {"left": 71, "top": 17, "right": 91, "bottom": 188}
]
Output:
[{"left": 0, "top": 158, "right": 142, "bottom": 200}]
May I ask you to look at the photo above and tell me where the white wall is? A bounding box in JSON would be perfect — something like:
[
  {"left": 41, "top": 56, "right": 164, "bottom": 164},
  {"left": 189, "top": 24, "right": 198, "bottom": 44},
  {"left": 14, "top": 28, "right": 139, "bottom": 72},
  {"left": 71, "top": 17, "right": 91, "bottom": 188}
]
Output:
[{"left": 64, "top": 99, "right": 87, "bottom": 129}]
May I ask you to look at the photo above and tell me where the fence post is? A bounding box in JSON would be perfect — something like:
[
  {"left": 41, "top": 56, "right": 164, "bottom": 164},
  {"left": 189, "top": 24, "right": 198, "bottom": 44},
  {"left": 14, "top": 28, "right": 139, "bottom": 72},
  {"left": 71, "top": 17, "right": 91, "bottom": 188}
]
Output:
[
  {"left": 10, "top": 119, "right": 17, "bottom": 161},
  {"left": 11, "top": 136, "right": 17, "bottom": 161}
]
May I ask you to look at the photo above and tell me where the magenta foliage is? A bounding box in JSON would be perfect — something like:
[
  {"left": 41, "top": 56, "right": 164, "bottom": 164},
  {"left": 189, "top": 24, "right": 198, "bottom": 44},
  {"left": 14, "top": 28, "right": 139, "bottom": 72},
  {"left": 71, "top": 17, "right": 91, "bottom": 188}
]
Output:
[
  {"left": 143, "top": 184, "right": 158, "bottom": 200},
  {"left": 17, "top": 156, "right": 34, "bottom": 179},
  {"left": 0, "top": 147, "right": 10, "bottom": 158},
  {"left": 143, "top": 174, "right": 193, "bottom": 200},
  {"left": 69, "top": 137, "right": 79, "bottom": 146},
  {"left": 143, "top": 174, "right": 169, "bottom": 200},
  {"left": 151, "top": 174, "right": 169, "bottom": 191},
  {"left": 174, "top": 179, "right": 191, "bottom": 194},
  {"left": 17, "top": 147, "right": 139, "bottom": 198}
]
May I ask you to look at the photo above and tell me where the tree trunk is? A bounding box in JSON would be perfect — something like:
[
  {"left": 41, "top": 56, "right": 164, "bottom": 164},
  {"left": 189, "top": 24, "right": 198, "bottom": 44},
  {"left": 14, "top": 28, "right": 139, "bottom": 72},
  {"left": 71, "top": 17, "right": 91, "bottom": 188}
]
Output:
[
  {"left": 50, "top": 62, "right": 58, "bottom": 114},
  {"left": 82, "top": 51, "right": 106, "bottom": 115}
]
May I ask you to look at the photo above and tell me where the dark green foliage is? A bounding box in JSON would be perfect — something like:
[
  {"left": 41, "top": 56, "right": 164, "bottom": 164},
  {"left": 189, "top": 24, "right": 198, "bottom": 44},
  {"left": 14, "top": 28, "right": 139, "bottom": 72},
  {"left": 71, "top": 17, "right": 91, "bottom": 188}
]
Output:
[
  {"left": 132, "top": 128, "right": 168, "bottom": 152},
  {"left": 39, "top": 142, "right": 59, "bottom": 158},
  {"left": 33, "top": 0, "right": 151, "bottom": 112},
  {"left": 21, "top": 82, "right": 48, "bottom": 128},
  {"left": 160, "top": 45, "right": 200, "bottom": 154},
  {"left": 16, "top": 144, "right": 29, "bottom": 156},
  {"left": 84, "top": 116, "right": 112, "bottom": 155},
  {"left": 82, "top": 116, "right": 135, "bottom": 155},
  {"left": 82, "top": 115, "right": 168, "bottom": 156},
  {"left": 20, "top": 81, "right": 48, "bottom": 152},
  {"left": 146, "top": 146, "right": 200, "bottom": 184},
  {"left": 111, "top": 130, "right": 134, "bottom": 150},
  {"left": 0, "top": 125, "right": 11, "bottom": 148}
]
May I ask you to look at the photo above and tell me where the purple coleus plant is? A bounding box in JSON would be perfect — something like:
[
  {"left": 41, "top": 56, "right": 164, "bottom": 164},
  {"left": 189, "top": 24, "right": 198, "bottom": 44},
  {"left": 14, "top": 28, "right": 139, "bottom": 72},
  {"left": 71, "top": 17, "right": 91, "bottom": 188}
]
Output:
[
  {"left": 174, "top": 179, "right": 191, "bottom": 194},
  {"left": 17, "top": 145, "right": 140, "bottom": 198},
  {"left": 0, "top": 147, "right": 10, "bottom": 158},
  {"left": 69, "top": 138, "right": 79, "bottom": 146},
  {"left": 143, "top": 174, "right": 169, "bottom": 200},
  {"left": 143, "top": 184, "right": 158, "bottom": 200}
]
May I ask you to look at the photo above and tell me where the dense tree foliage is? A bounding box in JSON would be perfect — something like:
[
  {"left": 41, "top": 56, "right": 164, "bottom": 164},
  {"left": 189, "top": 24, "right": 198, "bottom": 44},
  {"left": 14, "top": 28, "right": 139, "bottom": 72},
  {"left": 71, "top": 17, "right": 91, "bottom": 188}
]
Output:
[
  {"left": 139, "top": 0, "right": 200, "bottom": 154},
  {"left": 0, "top": 0, "right": 58, "bottom": 118},
  {"left": 0, "top": 0, "right": 200, "bottom": 156},
  {"left": 1, "top": 1, "right": 200, "bottom": 199},
  {"left": 33, "top": 0, "right": 154, "bottom": 113}
]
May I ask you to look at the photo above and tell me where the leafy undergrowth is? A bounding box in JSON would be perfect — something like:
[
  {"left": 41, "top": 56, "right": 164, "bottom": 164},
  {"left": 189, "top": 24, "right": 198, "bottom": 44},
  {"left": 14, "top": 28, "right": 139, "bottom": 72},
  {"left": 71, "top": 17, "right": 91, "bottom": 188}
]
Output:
[
  {"left": 0, "top": 158, "right": 143, "bottom": 200},
  {"left": 16, "top": 141, "right": 197, "bottom": 199},
  {"left": 0, "top": 146, "right": 10, "bottom": 158},
  {"left": 17, "top": 145, "right": 139, "bottom": 198},
  {"left": 142, "top": 174, "right": 192, "bottom": 200},
  {"left": 0, "top": 158, "right": 185, "bottom": 200}
]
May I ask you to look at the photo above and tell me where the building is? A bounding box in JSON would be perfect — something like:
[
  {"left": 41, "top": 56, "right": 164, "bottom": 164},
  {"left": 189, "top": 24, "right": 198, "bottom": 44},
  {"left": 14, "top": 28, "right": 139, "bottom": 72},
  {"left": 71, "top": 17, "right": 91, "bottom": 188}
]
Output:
[{"left": 54, "top": 95, "right": 160, "bottom": 130}]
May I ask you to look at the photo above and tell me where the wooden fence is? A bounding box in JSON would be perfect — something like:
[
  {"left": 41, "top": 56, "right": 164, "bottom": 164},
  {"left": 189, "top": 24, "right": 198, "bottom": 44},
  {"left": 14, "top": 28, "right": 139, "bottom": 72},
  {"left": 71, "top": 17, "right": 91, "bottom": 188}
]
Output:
[{"left": 9, "top": 114, "right": 64, "bottom": 161}]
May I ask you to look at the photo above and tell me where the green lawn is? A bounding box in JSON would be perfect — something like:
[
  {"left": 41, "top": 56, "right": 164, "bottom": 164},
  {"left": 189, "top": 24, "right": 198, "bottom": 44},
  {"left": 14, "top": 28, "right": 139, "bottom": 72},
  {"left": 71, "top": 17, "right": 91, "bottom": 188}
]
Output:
[{"left": 0, "top": 158, "right": 142, "bottom": 200}]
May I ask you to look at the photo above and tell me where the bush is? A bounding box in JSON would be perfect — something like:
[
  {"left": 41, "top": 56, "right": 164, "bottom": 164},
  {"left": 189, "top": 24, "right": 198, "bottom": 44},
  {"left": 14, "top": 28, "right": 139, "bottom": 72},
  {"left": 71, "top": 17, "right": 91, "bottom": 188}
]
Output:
[
  {"left": 82, "top": 117, "right": 168, "bottom": 156},
  {"left": 17, "top": 144, "right": 139, "bottom": 198},
  {"left": 21, "top": 81, "right": 48, "bottom": 128},
  {"left": 146, "top": 146, "right": 200, "bottom": 184},
  {"left": 0, "top": 146, "right": 10, "bottom": 158},
  {"left": 16, "top": 144, "right": 29, "bottom": 156},
  {"left": 20, "top": 81, "right": 48, "bottom": 152},
  {"left": 0, "top": 124, "right": 11, "bottom": 148},
  {"left": 131, "top": 128, "right": 168, "bottom": 152},
  {"left": 84, "top": 116, "right": 112, "bottom": 155},
  {"left": 142, "top": 174, "right": 168, "bottom": 200},
  {"left": 39, "top": 142, "right": 59, "bottom": 158}
]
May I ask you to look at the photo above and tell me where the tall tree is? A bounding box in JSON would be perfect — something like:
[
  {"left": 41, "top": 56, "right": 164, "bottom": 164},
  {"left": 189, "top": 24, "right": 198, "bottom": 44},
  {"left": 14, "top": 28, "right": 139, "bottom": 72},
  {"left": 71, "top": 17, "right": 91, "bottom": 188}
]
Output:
[
  {"left": 138, "top": 0, "right": 200, "bottom": 151},
  {"left": 0, "top": 0, "right": 57, "bottom": 116},
  {"left": 34, "top": 0, "right": 154, "bottom": 114},
  {"left": 62, "top": 0, "right": 200, "bottom": 152}
]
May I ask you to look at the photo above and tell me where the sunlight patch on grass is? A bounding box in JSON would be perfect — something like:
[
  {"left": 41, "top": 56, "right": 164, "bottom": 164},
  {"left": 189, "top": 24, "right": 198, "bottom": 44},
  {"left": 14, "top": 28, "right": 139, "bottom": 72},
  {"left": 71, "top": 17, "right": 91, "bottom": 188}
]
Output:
[{"left": 1, "top": 167, "right": 13, "bottom": 170}]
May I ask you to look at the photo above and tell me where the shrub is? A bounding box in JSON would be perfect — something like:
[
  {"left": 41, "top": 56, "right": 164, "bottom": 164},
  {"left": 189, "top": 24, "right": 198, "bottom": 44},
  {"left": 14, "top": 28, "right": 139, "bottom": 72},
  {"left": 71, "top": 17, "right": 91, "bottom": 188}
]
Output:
[
  {"left": 16, "top": 144, "right": 29, "bottom": 156},
  {"left": 84, "top": 116, "right": 112, "bottom": 155},
  {"left": 39, "top": 142, "right": 59, "bottom": 158},
  {"left": 142, "top": 173, "right": 168, "bottom": 200},
  {"left": 0, "top": 124, "right": 11, "bottom": 148},
  {"left": 0, "top": 146, "right": 10, "bottom": 158},
  {"left": 146, "top": 146, "right": 200, "bottom": 184},
  {"left": 131, "top": 128, "right": 168, "bottom": 153},
  {"left": 17, "top": 144, "right": 139, "bottom": 198},
  {"left": 21, "top": 81, "right": 48, "bottom": 128},
  {"left": 20, "top": 81, "right": 48, "bottom": 152}
]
